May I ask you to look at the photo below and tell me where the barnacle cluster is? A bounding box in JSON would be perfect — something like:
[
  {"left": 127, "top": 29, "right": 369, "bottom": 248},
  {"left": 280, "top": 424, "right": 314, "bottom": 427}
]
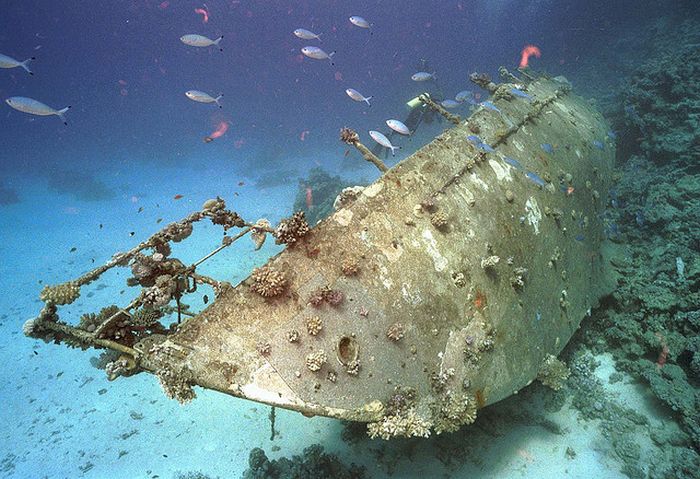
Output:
[
  {"left": 430, "top": 211, "right": 449, "bottom": 230},
  {"left": 305, "top": 316, "right": 323, "bottom": 336},
  {"left": 480, "top": 255, "right": 500, "bottom": 269},
  {"left": 345, "top": 359, "right": 360, "bottom": 376},
  {"left": 305, "top": 350, "right": 328, "bottom": 372},
  {"left": 341, "top": 258, "right": 360, "bottom": 277},
  {"left": 340, "top": 127, "right": 359, "bottom": 144},
  {"left": 537, "top": 354, "right": 570, "bottom": 391},
  {"left": 40, "top": 282, "right": 80, "bottom": 305},
  {"left": 256, "top": 342, "right": 271, "bottom": 356},
  {"left": 274, "top": 212, "right": 310, "bottom": 246},
  {"left": 287, "top": 329, "right": 300, "bottom": 343},
  {"left": 386, "top": 322, "right": 405, "bottom": 342},
  {"left": 250, "top": 266, "right": 287, "bottom": 298},
  {"left": 307, "top": 286, "right": 344, "bottom": 307},
  {"left": 510, "top": 267, "right": 528, "bottom": 291},
  {"left": 105, "top": 356, "right": 135, "bottom": 381},
  {"left": 432, "top": 392, "right": 478, "bottom": 434}
]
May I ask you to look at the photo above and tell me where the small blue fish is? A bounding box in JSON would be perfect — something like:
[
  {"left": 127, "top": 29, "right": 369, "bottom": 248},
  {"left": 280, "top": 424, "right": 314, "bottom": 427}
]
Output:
[
  {"left": 540, "top": 143, "right": 554, "bottom": 154},
  {"left": 509, "top": 88, "right": 532, "bottom": 101},
  {"left": 535, "top": 311, "right": 542, "bottom": 321},
  {"left": 466, "top": 135, "right": 495, "bottom": 153},
  {"left": 480, "top": 101, "right": 501, "bottom": 113},
  {"left": 503, "top": 157, "right": 523, "bottom": 169},
  {"left": 592, "top": 140, "right": 604, "bottom": 150},
  {"left": 526, "top": 171, "right": 545, "bottom": 187}
]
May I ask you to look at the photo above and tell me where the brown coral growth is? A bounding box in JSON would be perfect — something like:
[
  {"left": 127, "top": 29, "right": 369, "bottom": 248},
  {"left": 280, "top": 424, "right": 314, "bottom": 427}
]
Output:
[
  {"left": 250, "top": 266, "right": 287, "bottom": 298},
  {"left": 386, "top": 322, "right": 405, "bottom": 341},
  {"left": 341, "top": 258, "right": 360, "bottom": 277}
]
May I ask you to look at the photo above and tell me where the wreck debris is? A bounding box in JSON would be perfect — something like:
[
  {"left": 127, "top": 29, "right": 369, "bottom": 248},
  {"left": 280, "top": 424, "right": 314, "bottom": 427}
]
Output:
[
  {"left": 419, "top": 94, "right": 461, "bottom": 125},
  {"left": 340, "top": 127, "right": 388, "bottom": 173}
]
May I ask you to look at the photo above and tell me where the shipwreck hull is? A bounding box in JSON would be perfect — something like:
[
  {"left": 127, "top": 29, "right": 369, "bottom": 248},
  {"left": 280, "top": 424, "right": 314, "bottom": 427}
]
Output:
[
  {"left": 133, "top": 76, "right": 615, "bottom": 431},
  {"left": 27, "top": 75, "right": 616, "bottom": 436}
]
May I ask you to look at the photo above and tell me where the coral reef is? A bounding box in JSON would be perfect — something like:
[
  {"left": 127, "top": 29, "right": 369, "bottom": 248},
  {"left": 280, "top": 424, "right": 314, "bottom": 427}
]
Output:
[
  {"left": 341, "top": 258, "right": 360, "bottom": 276},
  {"left": 39, "top": 282, "right": 80, "bottom": 305},
  {"left": 430, "top": 211, "right": 448, "bottom": 230},
  {"left": 537, "top": 354, "right": 570, "bottom": 391},
  {"left": 250, "top": 266, "right": 287, "bottom": 298},
  {"left": 305, "top": 316, "right": 323, "bottom": 336},
  {"left": 386, "top": 322, "right": 405, "bottom": 342},
  {"left": 305, "top": 350, "right": 328, "bottom": 372},
  {"left": 156, "top": 364, "right": 196, "bottom": 404},
  {"left": 274, "top": 211, "right": 310, "bottom": 246},
  {"left": 431, "top": 392, "right": 478, "bottom": 434},
  {"left": 241, "top": 444, "right": 366, "bottom": 479},
  {"left": 480, "top": 255, "right": 500, "bottom": 270},
  {"left": 307, "top": 286, "right": 345, "bottom": 307}
]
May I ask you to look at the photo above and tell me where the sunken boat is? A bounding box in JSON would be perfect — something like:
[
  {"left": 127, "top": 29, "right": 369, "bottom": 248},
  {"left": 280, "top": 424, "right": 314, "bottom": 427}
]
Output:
[{"left": 25, "top": 71, "right": 617, "bottom": 438}]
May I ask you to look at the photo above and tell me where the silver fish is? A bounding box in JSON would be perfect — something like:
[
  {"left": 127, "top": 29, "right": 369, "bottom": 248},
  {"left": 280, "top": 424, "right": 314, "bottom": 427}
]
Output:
[
  {"left": 411, "top": 71, "right": 436, "bottom": 82},
  {"left": 301, "top": 46, "right": 335, "bottom": 62},
  {"left": 346, "top": 88, "right": 372, "bottom": 106},
  {"left": 386, "top": 119, "right": 410, "bottom": 135},
  {"left": 454, "top": 90, "right": 473, "bottom": 103},
  {"left": 369, "top": 130, "right": 399, "bottom": 156},
  {"left": 0, "top": 53, "right": 35, "bottom": 75},
  {"left": 5, "top": 96, "right": 70, "bottom": 124},
  {"left": 185, "top": 90, "right": 223, "bottom": 108},
  {"left": 293, "top": 29, "right": 322, "bottom": 42},
  {"left": 349, "top": 16, "right": 371, "bottom": 28},
  {"left": 440, "top": 99, "right": 460, "bottom": 109},
  {"left": 180, "top": 34, "right": 223, "bottom": 50}
]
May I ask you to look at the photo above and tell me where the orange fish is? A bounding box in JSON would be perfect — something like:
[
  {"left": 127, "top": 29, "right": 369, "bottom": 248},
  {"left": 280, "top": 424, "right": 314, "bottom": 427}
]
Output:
[
  {"left": 305, "top": 187, "right": 313, "bottom": 210},
  {"left": 174, "top": 194, "right": 184, "bottom": 200}
]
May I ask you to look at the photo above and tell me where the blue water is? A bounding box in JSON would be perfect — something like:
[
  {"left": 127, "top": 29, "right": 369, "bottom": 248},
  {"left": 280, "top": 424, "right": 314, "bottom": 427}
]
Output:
[{"left": 1, "top": 1, "right": 698, "bottom": 478}]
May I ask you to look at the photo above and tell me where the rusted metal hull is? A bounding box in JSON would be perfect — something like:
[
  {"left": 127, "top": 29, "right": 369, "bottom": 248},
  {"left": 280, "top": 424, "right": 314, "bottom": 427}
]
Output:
[{"left": 133, "top": 76, "right": 615, "bottom": 432}]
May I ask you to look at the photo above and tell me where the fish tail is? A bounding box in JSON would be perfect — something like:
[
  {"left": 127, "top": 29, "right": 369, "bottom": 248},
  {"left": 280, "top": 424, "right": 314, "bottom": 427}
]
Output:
[
  {"left": 364, "top": 96, "right": 372, "bottom": 107},
  {"left": 390, "top": 145, "right": 400, "bottom": 157},
  {"left": 21, "top": 57, "right": 35, "bottom": 75},
  {"left": 57, "top": 106, "right": 71, "bottom": 125},
  {"left": 317, "top": 33, "right": 322, "bottom": 42},
  {"left": 215, "top": 94, "right": 223, "bottom": 108},
  {"left": 215, "top": 35, "right": 224, "bottom": 51}
]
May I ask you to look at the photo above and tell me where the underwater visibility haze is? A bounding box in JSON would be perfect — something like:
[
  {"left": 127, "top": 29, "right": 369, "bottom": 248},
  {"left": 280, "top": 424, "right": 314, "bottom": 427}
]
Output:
[{"left": 1, "top": 1, "right": 700, "bottom": 478}]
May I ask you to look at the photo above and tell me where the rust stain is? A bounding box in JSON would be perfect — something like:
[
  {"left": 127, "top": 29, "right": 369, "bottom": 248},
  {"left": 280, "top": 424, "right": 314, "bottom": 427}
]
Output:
[{"left": 475, "top": 389, "right": 486, "bottom": 408}]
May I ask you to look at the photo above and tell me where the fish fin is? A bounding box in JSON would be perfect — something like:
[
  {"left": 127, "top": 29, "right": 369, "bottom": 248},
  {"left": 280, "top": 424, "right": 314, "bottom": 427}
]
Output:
[
  {"left": 317, "top": 33, "right": 322, "bottom": 42},
  {"left": 364, "top": 96, "right": 372, "bottom": 107},
  {"left": 57, "top": 106, "right": 71, "bottom": 125},
  {"left": 215, "top": 35, "right": 223, "bottom": 51},
  {"left": 328, "top": 51, "right": 336, "bottom": 66},
  {"left": 216, "top": 94, "right": 223, "bottom": 108},
  {"left": 21, "top": 57, "right": 35, "bottom": 75}
]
